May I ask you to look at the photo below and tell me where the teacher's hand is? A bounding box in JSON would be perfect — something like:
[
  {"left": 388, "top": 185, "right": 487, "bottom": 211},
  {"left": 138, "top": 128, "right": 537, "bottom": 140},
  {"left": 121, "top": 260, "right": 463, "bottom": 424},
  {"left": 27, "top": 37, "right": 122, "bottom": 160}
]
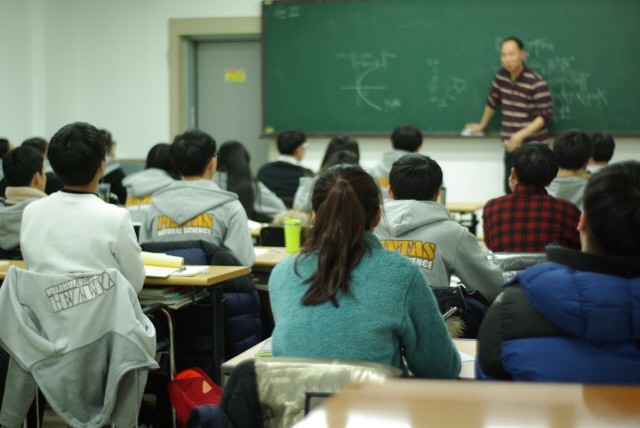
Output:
[
  {"left": 464, "top": 123, "right": 484, "bottom": 132},
  {"left": 505, "top": 132, "right": 526, "bottom": 152}
]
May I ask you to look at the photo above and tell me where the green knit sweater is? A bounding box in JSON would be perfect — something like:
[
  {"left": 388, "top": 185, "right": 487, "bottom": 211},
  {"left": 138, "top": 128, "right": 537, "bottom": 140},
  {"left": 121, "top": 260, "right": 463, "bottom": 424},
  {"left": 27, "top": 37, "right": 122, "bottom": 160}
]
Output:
[{"left": 269, "top": 232, "right": 460, "bottom": 378}]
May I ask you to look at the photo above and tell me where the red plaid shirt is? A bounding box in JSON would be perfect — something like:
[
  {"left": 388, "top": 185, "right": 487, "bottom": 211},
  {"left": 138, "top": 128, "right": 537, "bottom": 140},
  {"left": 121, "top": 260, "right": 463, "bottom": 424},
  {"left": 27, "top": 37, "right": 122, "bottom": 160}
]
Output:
[{"left": 483, "top": 184, "right": 581, "bottom": 252}]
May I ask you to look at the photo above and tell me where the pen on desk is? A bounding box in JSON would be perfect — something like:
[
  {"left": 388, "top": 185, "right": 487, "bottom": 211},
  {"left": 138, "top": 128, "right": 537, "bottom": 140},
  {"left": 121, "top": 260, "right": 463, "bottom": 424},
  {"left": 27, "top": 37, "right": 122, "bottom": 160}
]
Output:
[
  {"left": 442, "top": 307, "right": 459, "bottom": 321},
  {"left": 270, "top": 248, "right": 282, "bottom": 253}
]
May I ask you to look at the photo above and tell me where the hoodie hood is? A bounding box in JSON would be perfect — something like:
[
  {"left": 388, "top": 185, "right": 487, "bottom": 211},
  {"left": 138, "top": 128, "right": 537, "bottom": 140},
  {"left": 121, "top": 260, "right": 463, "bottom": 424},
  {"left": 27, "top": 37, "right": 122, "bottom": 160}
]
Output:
[
  {"left": 380, "top": 199, "right": 450, "bottom": 236},
  {"left": 122, "top": 168, "right": 175, "bottom": 197},
  {"left": 369, "top": 150, "right": 411, "bottom": 179},
  {"left": 517, "top": 249, "right": 640, "bottom": 342},
  {"left": 151, "top": 180, "right": 238, "bottom": 224}
]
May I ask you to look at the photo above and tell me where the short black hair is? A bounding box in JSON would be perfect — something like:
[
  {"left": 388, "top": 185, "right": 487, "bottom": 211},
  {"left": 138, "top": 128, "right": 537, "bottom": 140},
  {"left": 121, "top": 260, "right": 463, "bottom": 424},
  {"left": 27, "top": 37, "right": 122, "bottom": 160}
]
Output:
[
  {"left": 391, "top": 125, "right": 422, "bottom": 152},
  {"left": 590, "top": 133, "right": 615, "bottom": 163},
  {"left": 389, "top": 153, "right": 442, "bottom": 201},
  {"left": 276, "top": 130, "right": 306, "bottom": 155},
  {"left": 584, "top": 160, "right": 640, "bottom": 256},
  {"left": 513, "top": 143, "right": 558, "bottom": 187},
  {"left": 321, "top": 136, "right": 359, "bottom": 169},
  {"left": 22, "top": 137, "right": 48, "bottom": 155},
  {"left": 501, "top": 36, "right": 524, "bottom": 50},
  {"left": 0, "top": 138, "right": 10, "bottom": 158},
  {"left": 100, "top": 129, "right": 115, "bottom": 152},
  {"left": 48, "top": 122, "right": 107, "bottom": 186},
  {"left": 170, "top": 129, "right": 217, "bottom": 177},
  {"left": 320, "top": 150, "right": 359, "bottom": 173},
  {"left": 146, "top": 143, "right": 180, "bottom": 179},
  {"left": 553, "top": 131, "right": 592, "bottom": 170},
  {"left": 2, "top": 146, "right": 44, "bottom": 187}
]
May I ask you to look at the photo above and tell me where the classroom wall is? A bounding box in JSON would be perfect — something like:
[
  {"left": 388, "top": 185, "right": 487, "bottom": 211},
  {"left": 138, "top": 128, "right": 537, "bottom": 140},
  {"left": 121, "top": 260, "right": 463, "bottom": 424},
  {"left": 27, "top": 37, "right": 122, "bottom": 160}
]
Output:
[{"left": 1, "top": 0, "right": 637, "bottom": 203}]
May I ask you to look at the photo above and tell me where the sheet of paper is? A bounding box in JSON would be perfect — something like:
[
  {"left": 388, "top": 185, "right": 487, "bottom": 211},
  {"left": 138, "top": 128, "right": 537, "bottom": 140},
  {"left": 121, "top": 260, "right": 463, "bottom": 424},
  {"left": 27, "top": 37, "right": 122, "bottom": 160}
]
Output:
[
  {"left": 144, "top": 265, "right": 179, "bottom": 278},
  {"left": 170, "top": 265, "right": 210, "bottom": 277},
  {"left": 459, "top": 351, "right": 474, "bottom": 362}
]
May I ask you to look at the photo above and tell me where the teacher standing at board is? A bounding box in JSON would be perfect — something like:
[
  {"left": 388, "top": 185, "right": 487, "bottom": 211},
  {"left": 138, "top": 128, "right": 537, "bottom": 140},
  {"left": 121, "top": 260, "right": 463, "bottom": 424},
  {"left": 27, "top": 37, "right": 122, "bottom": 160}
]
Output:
[{"left": 466, "top": 37, "right": 553, "bottom": 194}]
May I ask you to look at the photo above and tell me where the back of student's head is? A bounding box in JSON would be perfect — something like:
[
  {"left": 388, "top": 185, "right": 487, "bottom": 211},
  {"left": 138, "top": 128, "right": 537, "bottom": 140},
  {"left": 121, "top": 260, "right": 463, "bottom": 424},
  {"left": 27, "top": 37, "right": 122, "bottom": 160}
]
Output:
[
  {"left": 0, "top": 138, "right": 11, "bottom": 158},
  {"left": 48, "top": 122, "right": 107, "bottom": 186},
  {"left": 583, "top": 160, "right": 640, "bottom": 257},
  {"left": 553, "top": 131, "right": 592, "bottom": 170},
  {"left": 320, "top": 136, "right": 359, "bottom": 169},
  {"left": 391, "top": 125, "right": 422, "bottom": 152},
  {"left": 590, "top": 133, "right": 615, "bottom": 163},
  {"left": 2, "top": 146, "right": 44, "bottom": 187},
  {"left": 217, "top": 140, "right": 252, "bottom": 175},
  {"left": 319, "top": 150, "right": 359, "bottom": 173},
  {"left": 22, "top": 137, "right": 48, "bottom": 155},
  {"left": 170, "top": 129, "right": 217, "bottom": 177},
  {"left": 513, "top": 143, "right": 558, "bottom": 187},
  {"left": 100, "top": 129, "right": 116, "bottom": 154},
  {"left": 389, "top": 153, "right": 442, "bottom": 201},
  {"left": 301, "top": 164, "right": 380, "bottom": 307},
  {"left": 277, "top": 129, "right": 306, "bottom": 155},
  {"left": 146, "top": 143, "right": 180, "bottom": 179}
]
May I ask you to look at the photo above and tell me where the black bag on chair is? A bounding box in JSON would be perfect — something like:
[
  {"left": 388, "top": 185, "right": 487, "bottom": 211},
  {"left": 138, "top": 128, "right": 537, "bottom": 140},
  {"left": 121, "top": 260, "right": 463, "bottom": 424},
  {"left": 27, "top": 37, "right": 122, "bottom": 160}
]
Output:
[{"left": 431, "top": 285, "right": 489, "bottom": 339}]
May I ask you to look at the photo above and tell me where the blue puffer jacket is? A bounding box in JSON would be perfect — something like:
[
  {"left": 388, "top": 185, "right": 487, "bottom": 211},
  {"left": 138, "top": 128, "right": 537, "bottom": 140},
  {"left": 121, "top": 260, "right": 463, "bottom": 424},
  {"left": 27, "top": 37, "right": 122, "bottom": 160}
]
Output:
[{"left": 477, "top": 246, "right": 640, "bottom": 384}]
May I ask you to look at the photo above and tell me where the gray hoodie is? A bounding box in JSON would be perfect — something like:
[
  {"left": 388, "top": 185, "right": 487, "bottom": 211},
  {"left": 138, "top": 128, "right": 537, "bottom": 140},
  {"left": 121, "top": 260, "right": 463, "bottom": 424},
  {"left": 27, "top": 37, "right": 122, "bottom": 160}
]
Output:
[
  {"left": 139, "top": 180, "right": 255, "bottom": 266},
  {"left": 546, "top": 176, "right": 586, "bottom": 211},
  {"left": 374, "top": 199, "right": 504, "bottom": 301},
  {"left": 0, "top": 198, "right": 38, "bottom": 251},
  {"left": 122, "top": 168, "right": 175, "bottom": 223}
]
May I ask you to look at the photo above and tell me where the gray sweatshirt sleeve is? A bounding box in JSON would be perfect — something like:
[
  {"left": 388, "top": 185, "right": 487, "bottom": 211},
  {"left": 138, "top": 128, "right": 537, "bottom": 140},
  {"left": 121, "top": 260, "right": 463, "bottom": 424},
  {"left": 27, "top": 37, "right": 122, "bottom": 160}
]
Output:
[
  {"left": 292, "top": 177, "right": 314, "bottom": 212},
  {"left": 115, "top": 211, "right": 146, "bottom": 293},
  {"left": 452, "top": 229, "right": 505, "bottom": 302},
  {"left": 224, "top": 202, "right": 256, "bottom": 267}
]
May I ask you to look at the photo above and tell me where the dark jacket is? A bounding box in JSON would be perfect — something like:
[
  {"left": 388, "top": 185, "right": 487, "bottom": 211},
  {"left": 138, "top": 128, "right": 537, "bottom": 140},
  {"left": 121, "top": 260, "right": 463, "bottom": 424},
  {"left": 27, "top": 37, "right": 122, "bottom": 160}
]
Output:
[
  {"left": 477, "top": 245, "right": 640, "bottom": 384},
  {"left": 140, "top": 240, "right": 262, "bottom": 361},
  {"left": 257, "top": 161, "right": 313, "bottom": 207}
]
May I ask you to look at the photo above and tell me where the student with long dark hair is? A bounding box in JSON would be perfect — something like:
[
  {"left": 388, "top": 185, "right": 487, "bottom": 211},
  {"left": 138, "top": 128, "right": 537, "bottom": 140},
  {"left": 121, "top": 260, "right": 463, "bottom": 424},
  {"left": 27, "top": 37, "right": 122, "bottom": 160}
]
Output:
[
  {"left": 269, "top": 164, "right": 460, "bottom": 378},
  {"left": 213, "top": 140, "right": 285, "bottom": 222}
]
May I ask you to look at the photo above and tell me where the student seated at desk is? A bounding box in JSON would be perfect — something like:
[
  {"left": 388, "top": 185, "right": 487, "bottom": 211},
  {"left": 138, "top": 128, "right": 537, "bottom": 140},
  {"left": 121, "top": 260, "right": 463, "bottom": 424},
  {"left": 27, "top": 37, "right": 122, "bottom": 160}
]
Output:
[
  {"left": 477, "top": 160, "right": 640, "bottom": 384},
  {"left": 269, "top": 164, "right": 460, "bottom": 378},
  {"left": 0, "top": 146, "right": 48, "bottom": 258},
  {"left": 213, "top": 140, "right": 286, "bottom": 223},
  {"left": 140, "top": 130, "right": 255, "bottom": 267},
  {"left": 374, "top": 153, "right": 504, "bottom": 302},
  {"left": 20, "top": 122, "right": 145, "bottom": 289},
  {"left": 546, "top": 130, "right": 591, "bottom": 211},
  {"left": 123, "top": 143, "right": 179, "bottom": 223}
]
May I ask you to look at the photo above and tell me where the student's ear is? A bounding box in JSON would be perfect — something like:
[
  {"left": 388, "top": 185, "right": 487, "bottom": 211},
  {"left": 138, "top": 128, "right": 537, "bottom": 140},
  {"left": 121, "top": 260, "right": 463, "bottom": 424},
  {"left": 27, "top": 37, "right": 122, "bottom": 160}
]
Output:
[
  {"left": 31, "top": 170, "right": 45, "bottom": 189},
  {"left": 96, "top": 160, "right": 106, "bottom": 178},
  {"left": 209, "top": 157, "right": 217, "bottom": 174},
  {"left": 508, "top": 167, "right": 518, "bottom": 191},
  {"left": 387, "top": 186, "right": 395, "bottom": 200},
  {"left": 432, "top": 189, "right": 440, "bottom": 202},
  {"left": 577, "top": 212, "right": 588, "bottom": 232}
]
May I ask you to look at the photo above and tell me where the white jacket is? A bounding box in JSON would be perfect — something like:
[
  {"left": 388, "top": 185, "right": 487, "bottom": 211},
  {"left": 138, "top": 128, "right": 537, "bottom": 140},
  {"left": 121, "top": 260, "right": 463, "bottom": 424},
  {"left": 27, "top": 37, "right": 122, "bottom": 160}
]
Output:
[{"left": 0, "top": 267, "right": 158, "bottom": 428}]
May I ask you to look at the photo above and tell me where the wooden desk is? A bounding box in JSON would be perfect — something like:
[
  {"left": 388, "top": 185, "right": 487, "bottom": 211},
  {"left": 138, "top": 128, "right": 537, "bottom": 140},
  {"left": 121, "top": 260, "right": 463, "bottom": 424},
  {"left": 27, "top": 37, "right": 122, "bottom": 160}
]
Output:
[
  {"left": 146, "top": 265, "right": 249, "bottom": 384},
  {"left": 297, "top": 380, "right": 640, "bottom": 427},
  {"left": 446, "top": 202, "right": 484, "bottom": 236},
  {"left": 1, "top": 260, "right": 248, "bottom": 384},
  {"left": 221, "top": 338, "right": 476, "bottom": 386},
  {"left": 254, "top": 246, "right": 288, "bottom": 268}
]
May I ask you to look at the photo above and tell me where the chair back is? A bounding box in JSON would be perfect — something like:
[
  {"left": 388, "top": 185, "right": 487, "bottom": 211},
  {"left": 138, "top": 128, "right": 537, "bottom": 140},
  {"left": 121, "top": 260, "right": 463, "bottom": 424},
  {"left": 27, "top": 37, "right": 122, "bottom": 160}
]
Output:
[
  {"left": 221, "top": 357, "right": 401, "bottom": 428},
  {"left": 488, "top": 252, "right": 547, "bottom": 280}
]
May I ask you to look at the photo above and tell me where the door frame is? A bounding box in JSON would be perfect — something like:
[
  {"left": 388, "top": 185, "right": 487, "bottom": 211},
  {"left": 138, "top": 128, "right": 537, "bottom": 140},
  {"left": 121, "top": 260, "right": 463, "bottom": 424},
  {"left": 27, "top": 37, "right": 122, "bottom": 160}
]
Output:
[{"left": 168, "top": 17, "right": 261, "bottom": 138}]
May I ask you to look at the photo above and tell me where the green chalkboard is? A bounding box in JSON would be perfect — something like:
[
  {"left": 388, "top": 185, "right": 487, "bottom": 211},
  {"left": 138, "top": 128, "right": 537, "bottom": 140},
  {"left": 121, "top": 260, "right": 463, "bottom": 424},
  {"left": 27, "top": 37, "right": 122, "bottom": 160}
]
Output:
[{"left": 262, "top": 0, "right": 640, "bottom": 135}]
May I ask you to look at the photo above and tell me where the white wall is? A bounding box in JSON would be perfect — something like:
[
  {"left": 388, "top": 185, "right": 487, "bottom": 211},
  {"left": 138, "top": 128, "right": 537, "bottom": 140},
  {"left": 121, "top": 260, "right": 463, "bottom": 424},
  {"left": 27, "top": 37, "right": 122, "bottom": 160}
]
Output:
[{"left": 1, "top": 0, "right": 638, "bottom": 203}]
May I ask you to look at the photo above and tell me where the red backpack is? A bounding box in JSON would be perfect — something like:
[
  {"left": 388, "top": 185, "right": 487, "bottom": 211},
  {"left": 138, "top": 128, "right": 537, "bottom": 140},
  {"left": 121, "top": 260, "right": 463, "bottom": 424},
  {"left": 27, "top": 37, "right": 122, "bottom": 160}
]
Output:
[{"left": 168, "top": 367, "right": 223, "bottom": 427}]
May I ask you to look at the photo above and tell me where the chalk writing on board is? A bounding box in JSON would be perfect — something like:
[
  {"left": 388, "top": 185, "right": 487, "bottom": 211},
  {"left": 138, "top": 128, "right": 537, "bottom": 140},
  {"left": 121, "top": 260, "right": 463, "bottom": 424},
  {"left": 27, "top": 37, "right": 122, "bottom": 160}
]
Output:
[
  {"left": 336, "top": 51, "right": 401, "bottom": 112},
  {"left": 272, "top": 5, "right": 301, "bottom": 20},
  {"left": 426, "top": 58, "right": 468, "bottom": 108}
]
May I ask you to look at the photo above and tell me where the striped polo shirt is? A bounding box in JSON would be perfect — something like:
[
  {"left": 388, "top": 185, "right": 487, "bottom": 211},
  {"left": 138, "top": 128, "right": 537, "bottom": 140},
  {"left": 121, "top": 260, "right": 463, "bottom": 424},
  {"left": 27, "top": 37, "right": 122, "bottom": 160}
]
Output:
[{"left": 487, "top": 65, "right": 553, "bottom": 143}]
